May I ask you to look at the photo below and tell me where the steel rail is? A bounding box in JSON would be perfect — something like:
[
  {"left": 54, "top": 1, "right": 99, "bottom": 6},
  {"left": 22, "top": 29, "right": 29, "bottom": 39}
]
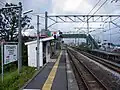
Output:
[
  {"left": 67, "top": 50, "right": 89, "bottom": 90},
  {"left": 80, "top": 51, "right": 120, "bottom": 73},
  {"left": 68, "top": 49, "right": 108, "bottom": 90}
]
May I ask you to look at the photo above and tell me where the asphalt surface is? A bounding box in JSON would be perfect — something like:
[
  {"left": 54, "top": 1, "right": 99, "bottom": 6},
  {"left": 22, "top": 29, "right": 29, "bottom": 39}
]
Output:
[
  {"left": 24, "top": 51, "right": 69, "bottom": 90},
  {"left": 24, "top": 62, "right": 54, "bottom": 89},
  {"left": 52, "top": 51, "right": 68, "bottom": 90}
]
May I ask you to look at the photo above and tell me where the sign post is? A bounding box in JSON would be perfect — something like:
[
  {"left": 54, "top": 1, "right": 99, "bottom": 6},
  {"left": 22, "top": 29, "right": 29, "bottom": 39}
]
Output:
[
  {"left": 1, "top": 42, "right": 18, "bottom": 82},
  {"left": 1, "top": 42, "right": 3, "bottom": 82}
]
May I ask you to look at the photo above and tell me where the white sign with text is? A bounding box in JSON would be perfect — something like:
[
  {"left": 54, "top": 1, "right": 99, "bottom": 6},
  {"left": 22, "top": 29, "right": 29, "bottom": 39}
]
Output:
[{"left": 4, "top": 45, "right": 18, "bottom": 64}]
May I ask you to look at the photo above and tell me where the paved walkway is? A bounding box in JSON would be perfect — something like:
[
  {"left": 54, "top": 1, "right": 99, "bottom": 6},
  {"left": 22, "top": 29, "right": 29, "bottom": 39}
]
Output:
[{"left": 23, "top": 50, "right": 78, "bottom": 90}]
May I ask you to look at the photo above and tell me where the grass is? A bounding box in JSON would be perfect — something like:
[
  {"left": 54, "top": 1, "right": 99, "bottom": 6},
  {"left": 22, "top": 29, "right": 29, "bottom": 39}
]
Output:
[{"left": 0, "top": 66, "right": 36, "bottom": 90}]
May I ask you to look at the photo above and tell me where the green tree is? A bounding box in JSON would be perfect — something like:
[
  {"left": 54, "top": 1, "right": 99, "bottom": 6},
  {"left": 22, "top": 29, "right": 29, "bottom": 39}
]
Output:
[{"left": 0, "top": 2, "right": 31, "bottom": 41}]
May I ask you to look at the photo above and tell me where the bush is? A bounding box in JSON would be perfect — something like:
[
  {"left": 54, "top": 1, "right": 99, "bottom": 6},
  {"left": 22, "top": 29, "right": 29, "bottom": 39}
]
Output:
[
  {"left": 22, "top": 43, "right": 28, "bottom": 66},
  {"left": 0, "top": 66, "right": 36, "bottom": 90}
]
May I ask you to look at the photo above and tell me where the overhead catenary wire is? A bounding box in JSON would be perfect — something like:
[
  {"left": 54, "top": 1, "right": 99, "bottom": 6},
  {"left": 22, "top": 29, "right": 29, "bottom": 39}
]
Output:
[
  {"left": 0, "top": 2, "right": 4, "bottom": 7},
  {"left": 85, "top": 0, "right": 108, "bottom": 24},
  {"left": 91, "top": 0, "right": 108, "bottom": 17},
  {"left": 0, "top": 1, "right": 6, "bottom": 7},
  {"left": 108, "top": 32, "right": 120, "bottom": 35},
  {"left": 0, "top": 3, "right": 4, "bottom": 6},
  {"left": 87, "top": 0, "right": 102, "bottom": 15},
  {"left": 79, "top": 0, "right": 104, "bottom": 31},
  {"left": 0, "top": 1, "right": 5, "bottom": 5},
  {"left": 78, "top": 0, "right": 109, "bottom": 42},
  {"left": 29, "top": 12, "right": 62, "bottom": 31},
  {"left": 92, "top": 26, "right": 120, "bottom": 35},
  {"left": 101, "top": 20, "right": 120, "bottom": 33},
  {"left": 91, "top": 20, "right": 120, "bottom": 38}
]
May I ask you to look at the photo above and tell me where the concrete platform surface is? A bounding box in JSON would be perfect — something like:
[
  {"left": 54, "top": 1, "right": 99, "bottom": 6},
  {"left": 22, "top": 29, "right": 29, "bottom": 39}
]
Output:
[{"left": 23, "top": 50, "right": 78, "bottom": 90}]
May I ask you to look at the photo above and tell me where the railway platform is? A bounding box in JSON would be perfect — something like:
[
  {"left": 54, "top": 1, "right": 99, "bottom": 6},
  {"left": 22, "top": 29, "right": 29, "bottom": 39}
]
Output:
[
  {"left": 22, "top": 50, "right": 78, "bottom": 90},
  {"left": 21, "top": 48, "right": 120, "bottom": 90}
]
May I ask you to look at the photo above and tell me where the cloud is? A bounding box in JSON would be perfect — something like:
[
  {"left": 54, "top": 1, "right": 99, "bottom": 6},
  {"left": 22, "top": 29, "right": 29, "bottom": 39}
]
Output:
[
  {"left": 1, "top": 0, "right": 120, "bottom": 44},
  {"left": 51, "top": 0, "right": 92, "bottom": 14},
  {"left": 51, "top": 0, "right": 66, "bottom": 14},
  {"left": 50, "top": 0, "right": 94, "bottom": 32},
  {"left": 63, "top": 0, "right": 92, "bottom": 14},
  {"left": 63, "top": 0, "right": 83, "bottom": 12}
]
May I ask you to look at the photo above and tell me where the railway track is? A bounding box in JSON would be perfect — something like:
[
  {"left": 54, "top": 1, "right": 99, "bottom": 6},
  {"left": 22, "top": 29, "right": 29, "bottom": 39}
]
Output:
[
  {"left": 67, "top": 49, "right": 108, "bottom": 90},
  {"left": 78, "top": 50, "right": 120, "bottom": 74}
]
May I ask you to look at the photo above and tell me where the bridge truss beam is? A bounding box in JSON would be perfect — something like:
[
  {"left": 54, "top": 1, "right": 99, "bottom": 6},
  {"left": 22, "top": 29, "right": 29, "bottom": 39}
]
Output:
[{"left": 47, "top": 15, "right": 120, "bottom": 23}]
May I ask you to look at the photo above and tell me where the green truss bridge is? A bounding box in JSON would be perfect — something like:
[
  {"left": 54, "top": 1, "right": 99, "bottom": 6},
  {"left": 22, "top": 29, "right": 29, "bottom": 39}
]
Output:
[{"left": 61, "top": 34, "right": 99, "bottom": 49}]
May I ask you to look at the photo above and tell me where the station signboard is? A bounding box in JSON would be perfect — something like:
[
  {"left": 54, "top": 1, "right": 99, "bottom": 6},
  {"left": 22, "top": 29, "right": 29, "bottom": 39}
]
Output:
[
  {"left": 3, "top": 44, "right": 18, "bottom": 64},
  {"left": 1, "top": 42, "right": 18, "bottom": 82}
]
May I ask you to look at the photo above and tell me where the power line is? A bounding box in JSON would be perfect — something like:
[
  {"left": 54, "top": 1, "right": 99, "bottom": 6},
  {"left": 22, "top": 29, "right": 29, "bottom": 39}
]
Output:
[
  {"left": 91, "top": 21, "right": 120, "bottom": 35},
  {"left": 103, "top": 21, "right": 120, "bottom": 31},
  {"left": 80, "top": 0, "right": 107, "bottom": 30},
  {"left": 88, "top": 0, "right": 102, "bottom": 15},
  {"left": 0, "top": 3, "right": 4, "bottom": 7},
  {"left": 108, "top": 32, "right": 120, "bottom": 35},
  {"left": 29, "top": 13, "right": 61, "bottom": 31},
  {"left": 84, "top": 0, "right": 108, "bottom": 25},
  {"left": 0, "top": 1, "right": 5, "bottom": 5},
  {"left": 93, "top": 26, "right": 119, "bottom": 35},
  {"left": 80, "top": 0, "right": 102, "bottom": 27},
  {"left": 82, "top": 0, "right": 109, "bottom": 38},
  {"left": 92, "top": 0, "right": 108, "bottom": 16}
]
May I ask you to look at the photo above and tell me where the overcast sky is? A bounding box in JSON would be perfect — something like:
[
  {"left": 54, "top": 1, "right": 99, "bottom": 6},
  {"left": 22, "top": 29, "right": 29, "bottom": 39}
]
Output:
[{"left": 1, "top": 0, "right": 120, "bottom": 44}]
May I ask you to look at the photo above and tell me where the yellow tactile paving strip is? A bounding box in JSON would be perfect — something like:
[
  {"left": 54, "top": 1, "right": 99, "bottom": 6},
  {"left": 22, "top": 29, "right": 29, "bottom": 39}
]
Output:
[{"left": 42, "top": 51, "right": 62, "bottom": 90}]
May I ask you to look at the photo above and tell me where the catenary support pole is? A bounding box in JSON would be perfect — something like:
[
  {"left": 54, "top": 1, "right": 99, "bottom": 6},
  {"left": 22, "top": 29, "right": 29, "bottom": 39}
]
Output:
[
  {"left": 45, "top": 12, "right": 48, "bottom": 31},
  {"left": 109, "top": 16, "right": 112, "bottom": 48},
  {"left": 87, "top": 16, "right": 90, "bottom": 46},
  {"left": 37, "top": 15, "right": 40, "bottom": 69}
]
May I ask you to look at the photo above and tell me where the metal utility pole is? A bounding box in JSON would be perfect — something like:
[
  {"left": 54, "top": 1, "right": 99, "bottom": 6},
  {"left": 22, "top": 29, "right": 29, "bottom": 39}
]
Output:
[
  {"left": 75, "top": 38, "right": 76, "bottom": 46},
  {"left": 45, "top": 12, "right": 48, "bottom": 31},
  {"left": 18, "top": 2, "right": 22, "bottom": 73},
  {"left": 1, "top": 2, "right": 23, "bottom": 74},
  {"left": 87, "top": 16, "right": 89, "bottom": 45},
  {"left": 37, "top": 15, "right": 40, "bottom": 70},
  {"left": 109, "top": 17, "right": 112, "bottom": 48}
]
